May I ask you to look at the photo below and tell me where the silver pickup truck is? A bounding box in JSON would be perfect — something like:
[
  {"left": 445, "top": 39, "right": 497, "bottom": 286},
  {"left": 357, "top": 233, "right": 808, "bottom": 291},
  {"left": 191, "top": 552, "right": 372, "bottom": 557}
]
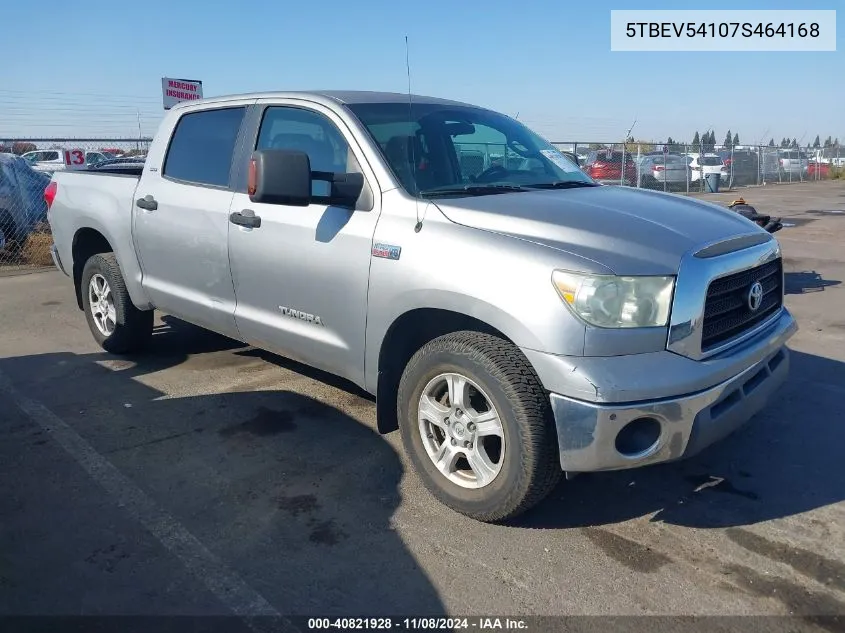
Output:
[{"left": 46, "top": 91, "right": 797, "bottom": 522}]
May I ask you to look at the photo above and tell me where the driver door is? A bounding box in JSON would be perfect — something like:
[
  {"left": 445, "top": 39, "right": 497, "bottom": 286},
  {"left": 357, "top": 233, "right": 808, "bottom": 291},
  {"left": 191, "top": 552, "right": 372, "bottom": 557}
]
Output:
[{"left": 227, "top": 101, "right": 382, "bottom": 384}]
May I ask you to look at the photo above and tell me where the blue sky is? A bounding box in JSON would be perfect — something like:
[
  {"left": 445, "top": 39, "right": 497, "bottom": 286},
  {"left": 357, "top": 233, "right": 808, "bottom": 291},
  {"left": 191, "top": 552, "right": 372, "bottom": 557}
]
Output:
[{"left": 1, "top": 0, "right": 841, "bottom": 144}]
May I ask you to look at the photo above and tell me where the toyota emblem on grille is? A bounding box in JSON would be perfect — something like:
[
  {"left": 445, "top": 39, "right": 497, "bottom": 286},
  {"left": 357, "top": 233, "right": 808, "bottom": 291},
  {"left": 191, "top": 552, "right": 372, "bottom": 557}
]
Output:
[{"left": 747, "top": 281, "right": 764, "bottom": 312}]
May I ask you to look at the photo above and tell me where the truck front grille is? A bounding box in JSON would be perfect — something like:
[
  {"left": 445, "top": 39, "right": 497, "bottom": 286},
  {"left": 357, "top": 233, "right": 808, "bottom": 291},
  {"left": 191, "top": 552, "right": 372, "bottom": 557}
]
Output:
[{"left": 701, "top": 258, "right": 783, "bottom": 351}]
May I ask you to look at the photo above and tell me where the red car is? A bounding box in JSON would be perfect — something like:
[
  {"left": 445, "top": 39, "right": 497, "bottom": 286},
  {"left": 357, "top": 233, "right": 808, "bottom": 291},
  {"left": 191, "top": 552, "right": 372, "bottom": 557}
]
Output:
[
  {"left": 808, "top": 162, "right": 830, "bottom": 179},
  {"left": 584, "top": 149, "right": 637, "bottom": 186}
]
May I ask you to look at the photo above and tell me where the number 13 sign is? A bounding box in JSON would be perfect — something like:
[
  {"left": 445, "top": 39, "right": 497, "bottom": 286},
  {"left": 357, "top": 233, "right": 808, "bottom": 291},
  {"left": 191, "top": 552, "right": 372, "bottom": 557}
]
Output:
[{"left": 63, "top": 149, "right": 86, "bottom": 169}]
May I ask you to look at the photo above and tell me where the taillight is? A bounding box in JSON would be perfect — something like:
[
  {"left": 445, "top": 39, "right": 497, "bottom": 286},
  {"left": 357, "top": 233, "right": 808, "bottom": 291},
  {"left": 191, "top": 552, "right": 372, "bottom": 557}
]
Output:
[
  {"left": 723, "top": 158, "right": 732, "bottom": 166},
  {"left": 654, "top": 165, "right": 665, "bottom": 172},
  {"left": 44, "top": 182, "right": 58, "bottom": 209}
]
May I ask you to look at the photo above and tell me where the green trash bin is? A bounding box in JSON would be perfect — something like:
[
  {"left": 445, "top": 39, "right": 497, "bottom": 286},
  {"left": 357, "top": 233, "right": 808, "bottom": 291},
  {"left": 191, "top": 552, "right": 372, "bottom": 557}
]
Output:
[{"left": 705, "top": 172, "right": 721, "bottom": 193}]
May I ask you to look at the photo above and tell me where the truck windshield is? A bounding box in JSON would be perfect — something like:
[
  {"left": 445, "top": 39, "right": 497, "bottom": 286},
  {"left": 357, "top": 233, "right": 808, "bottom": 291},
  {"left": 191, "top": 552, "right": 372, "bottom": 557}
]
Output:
[{"left": 345, "top": 102, "right": 595, "bottom": 197}]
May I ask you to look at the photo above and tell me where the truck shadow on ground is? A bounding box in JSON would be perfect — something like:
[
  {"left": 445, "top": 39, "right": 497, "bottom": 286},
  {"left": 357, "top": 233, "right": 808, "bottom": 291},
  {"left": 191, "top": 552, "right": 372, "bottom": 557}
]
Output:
[
  {"left": 784, "top": 271, "right": 841, "bottom": 294},
  {"left": 0, "top": 334, "right": 442, "bottom": 616},
  {"left": 140, "top": 315, "right": 374, "bottom": 400},
  {"left": 133, "top": 318, "right": 845, "bottom": 533},
  {"left": 519, "top": 349, "right": 845, "bottom": 530}
]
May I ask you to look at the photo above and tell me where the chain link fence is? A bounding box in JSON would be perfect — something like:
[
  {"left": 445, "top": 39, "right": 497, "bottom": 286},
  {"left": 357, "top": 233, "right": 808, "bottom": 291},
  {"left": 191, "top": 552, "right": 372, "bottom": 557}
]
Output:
[
  {"left": 0, "top": 139, "right": 150, "bottom": 271},
  {"left": 550, "top": 142, "right": 845, "bottom": 193},
  {"left": 1, "top": 137, "right": 842, "bottom": 271}
]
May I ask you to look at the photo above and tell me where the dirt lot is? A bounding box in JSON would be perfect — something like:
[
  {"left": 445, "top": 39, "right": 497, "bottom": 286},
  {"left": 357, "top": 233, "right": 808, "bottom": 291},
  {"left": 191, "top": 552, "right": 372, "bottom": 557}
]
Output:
[{"left": 1, "top": 181, "right": 844, "bottom": 627}]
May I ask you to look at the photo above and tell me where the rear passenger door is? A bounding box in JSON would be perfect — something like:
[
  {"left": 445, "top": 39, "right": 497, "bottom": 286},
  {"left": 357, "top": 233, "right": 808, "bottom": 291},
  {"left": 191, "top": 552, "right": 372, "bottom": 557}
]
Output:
[
  {"left": 227, "top": 101, "right": 382, "bottom": 385},
  {"left": 134, "top": 102, "right": 253, "bottom": 338}
]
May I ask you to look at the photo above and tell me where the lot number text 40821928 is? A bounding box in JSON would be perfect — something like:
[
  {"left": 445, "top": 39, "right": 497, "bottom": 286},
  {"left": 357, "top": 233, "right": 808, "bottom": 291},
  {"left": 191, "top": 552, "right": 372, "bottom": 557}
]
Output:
[{"left": 306, "top": 617, "right": 529, "bottom": 630}]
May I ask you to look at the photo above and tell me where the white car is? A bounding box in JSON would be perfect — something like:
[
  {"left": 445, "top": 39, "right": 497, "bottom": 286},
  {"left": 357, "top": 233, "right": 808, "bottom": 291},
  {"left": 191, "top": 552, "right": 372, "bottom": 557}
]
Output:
[
  {"left": 776, "top": 150, "right": 809, "bottom": 178},
  {"left": 688, "top": 153, "right": 728, "bottom": 183},
  {"left": 21, "top": 149, "right": 110, "bottom": 173}
]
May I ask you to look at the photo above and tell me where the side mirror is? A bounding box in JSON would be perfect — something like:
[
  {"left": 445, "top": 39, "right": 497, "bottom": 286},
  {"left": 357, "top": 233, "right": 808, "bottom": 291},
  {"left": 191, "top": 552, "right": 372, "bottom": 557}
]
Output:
[
  {"left": 249, "top": 149, "right": 311, "bottom": 206},
  {"left": 329, "top": 172, "right": 364, "bottom": 208}
]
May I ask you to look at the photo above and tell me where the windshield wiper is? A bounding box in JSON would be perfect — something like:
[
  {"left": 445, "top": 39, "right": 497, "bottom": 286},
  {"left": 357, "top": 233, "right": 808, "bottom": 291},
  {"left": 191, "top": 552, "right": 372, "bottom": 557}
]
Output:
[
  {"left": 419, "top": 184, "right": 531, "bottom": 197},
  {"left": 525, "top": 181, "right": 599, "bottom": 190}
]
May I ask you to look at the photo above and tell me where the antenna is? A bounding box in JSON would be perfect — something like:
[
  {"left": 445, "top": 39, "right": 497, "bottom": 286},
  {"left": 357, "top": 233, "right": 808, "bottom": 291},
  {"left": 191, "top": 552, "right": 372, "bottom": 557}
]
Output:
[{"left": 406, "top": 36, "right": 424, "bottom": 233}]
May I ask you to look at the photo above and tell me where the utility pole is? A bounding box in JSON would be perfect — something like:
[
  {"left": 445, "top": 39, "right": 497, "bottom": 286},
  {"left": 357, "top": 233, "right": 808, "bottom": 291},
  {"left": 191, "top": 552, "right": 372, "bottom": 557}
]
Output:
[{"left": 136, "top": 110, "right": 142, "bottom": 151}]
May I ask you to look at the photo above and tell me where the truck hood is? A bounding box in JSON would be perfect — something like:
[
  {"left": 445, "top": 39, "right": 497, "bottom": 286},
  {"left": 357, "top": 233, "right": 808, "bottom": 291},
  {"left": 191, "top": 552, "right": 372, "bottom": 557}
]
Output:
[{"left": 433, "top": 185, "right": 764, "bottom": 275}]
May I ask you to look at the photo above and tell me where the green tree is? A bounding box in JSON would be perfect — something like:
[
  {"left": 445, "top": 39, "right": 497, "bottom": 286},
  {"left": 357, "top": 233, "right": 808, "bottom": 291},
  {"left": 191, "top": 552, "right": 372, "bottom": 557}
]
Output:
[
  {"left": 733, "top": 132, "right": 739, "bottom": 147},
  {"left": 790, "top": 138, "right": 798, "bottom": 149},
  {"left": 813, "top": 135, "right": 821, "bottom": 148},
  {"left": 691, "top": 131, "right": 700, "bottom": 147},
  {"left": 834, "top": 138, "right": 840, "bottom": 148},
  {"left": 707, "top": 131, "right": 717, "bottom": 151},
  {"left": 769, "top": 138, "right": 775, "bottom": 147},
  {"left": 724, "top": 129, "right": 733, "bottom": 149},
  {"left": 824, "top": 136, "right": 832, "bottom": 148},
  {"left": 781, "top": 138, "right": 789, "bottom": 148}
]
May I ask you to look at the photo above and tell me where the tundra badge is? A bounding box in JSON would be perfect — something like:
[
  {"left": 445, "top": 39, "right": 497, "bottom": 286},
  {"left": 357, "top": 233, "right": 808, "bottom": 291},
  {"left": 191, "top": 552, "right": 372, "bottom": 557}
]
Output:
[{"left": 279, "top": 306, "right": 324, "bottom": 326}]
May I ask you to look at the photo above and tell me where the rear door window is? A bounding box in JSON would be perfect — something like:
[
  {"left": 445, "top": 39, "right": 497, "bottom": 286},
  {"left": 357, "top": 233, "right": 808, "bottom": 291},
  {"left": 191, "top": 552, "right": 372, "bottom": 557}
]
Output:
[{"left": 163, "top": 107, "right": 246, "bottom": 187}]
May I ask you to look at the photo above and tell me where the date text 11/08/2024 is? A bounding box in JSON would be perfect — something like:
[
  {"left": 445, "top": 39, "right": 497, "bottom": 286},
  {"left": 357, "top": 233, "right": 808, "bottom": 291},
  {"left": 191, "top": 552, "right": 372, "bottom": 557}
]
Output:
[{"left": 307, "top": 617, "right": 529, "bottom": 630}]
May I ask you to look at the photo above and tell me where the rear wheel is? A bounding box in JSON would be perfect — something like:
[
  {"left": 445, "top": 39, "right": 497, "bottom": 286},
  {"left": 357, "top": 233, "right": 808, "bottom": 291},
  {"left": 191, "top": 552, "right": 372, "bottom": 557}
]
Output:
[
  {"left": 81, "top": 253, "right": 153, "bottom": 354},
  {"left": 397, "top": 331, "right": 561, "bottom": 522}
]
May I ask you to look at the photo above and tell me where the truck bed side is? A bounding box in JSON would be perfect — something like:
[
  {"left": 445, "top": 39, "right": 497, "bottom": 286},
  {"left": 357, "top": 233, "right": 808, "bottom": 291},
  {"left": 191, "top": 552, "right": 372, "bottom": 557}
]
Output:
[{"left": 48, "top": 170, "right": 151, "bottom": 310}]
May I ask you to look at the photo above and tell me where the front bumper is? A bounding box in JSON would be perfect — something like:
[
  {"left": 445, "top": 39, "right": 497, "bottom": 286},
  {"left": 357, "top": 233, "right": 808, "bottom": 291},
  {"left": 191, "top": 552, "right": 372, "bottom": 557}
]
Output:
[{"left": 533, "top": 308, "right": 797, "bottom": 473}]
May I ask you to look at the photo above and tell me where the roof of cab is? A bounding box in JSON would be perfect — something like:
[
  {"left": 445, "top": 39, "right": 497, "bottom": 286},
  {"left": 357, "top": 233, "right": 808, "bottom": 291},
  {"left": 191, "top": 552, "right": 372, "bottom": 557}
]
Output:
[{"left": 170, "top": 90, "right": 477, "bottom": 111}]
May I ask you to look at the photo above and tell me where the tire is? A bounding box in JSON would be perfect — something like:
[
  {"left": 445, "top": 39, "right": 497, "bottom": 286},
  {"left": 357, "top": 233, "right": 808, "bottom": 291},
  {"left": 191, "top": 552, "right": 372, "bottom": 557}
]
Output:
[
  {"left": 397, "top": 331, "right": 562, "bottom": 522},
  {"left": 0, "top": 213, "right": 19, "bottom": 258},
  {"left": 80, "top": 253, "right": 153, "bottom": 354}
]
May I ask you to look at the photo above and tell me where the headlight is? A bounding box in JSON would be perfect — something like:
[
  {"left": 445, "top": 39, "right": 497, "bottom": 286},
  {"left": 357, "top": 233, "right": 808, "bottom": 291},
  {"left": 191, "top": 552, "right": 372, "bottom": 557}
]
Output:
[{"left": 552, "top": 271, "right": 674, "bottom": 328}]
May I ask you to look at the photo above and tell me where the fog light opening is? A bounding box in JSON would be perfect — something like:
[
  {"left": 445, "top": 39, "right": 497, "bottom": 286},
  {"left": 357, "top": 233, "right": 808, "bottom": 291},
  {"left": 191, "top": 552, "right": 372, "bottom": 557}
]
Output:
[{"left": 615, "top": 417, "right": 662, "bottom": 458}]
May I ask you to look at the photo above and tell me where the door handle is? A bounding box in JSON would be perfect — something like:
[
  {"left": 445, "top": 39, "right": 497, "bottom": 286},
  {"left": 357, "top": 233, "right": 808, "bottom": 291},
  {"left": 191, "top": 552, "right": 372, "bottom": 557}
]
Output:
[
  {"left": 229, "top": 209, "right": 261, "bottom": 228},
  {"left": 136, "top": 195, "right": 158, "bottom": 211}
]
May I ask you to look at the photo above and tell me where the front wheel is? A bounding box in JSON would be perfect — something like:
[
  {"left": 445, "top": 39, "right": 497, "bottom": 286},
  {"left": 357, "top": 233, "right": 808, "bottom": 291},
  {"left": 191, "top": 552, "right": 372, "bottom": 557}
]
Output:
[
  {"left": 81, "top": 253, "right": 153, "bottom": 354},
  {"left": 397, "top": 331, "right": 562, "bottom": 522}
]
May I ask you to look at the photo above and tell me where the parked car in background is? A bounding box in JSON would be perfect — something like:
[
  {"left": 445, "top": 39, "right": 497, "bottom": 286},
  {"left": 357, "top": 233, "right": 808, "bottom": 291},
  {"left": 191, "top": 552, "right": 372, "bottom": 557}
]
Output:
[
  {"left": 0, "top": 154, "right": 51, "bottom": 254},
  {"left": 98, "top": 148, "right": 126, "bottom": 158},
  {"left": 807, "top": 161, "right": 830, "bottom": 179},
  {"left": 637, "top": 154, "right": 691, "bottom": 190},
  {"left": 688, "top": 153, "right": 728, "bottom": 183},
  {"left": 719, "top": 149, "right": 760, "bottom": 186},
  {"left": 777, "top": 150, "right": 809, "bottom": 179},
  {"left": 584, "top": 149, "right": 636, "bottom": 185},
  {"left": 21, "top": 149, "right": 110, "bottom": 173},
  {"left": 87, "top": 156, "right": 147, "bottom": 171}
]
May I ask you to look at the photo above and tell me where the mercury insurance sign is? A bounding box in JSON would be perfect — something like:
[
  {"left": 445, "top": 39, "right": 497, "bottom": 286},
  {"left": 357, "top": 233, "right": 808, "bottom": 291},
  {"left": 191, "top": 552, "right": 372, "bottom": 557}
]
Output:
[{"left": 161, "top": 78, "right": 203, "bottom": 109}]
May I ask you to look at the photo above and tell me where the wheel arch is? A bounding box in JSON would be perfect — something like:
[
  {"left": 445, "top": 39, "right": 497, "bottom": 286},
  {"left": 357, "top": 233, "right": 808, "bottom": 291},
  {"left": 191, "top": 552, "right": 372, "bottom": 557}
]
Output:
[
  {"left": 373, "top": 307, "right": 519, "bottom": 435},
  {"left": 71, "top": 227, "right": 115, "bottom": 310}
]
